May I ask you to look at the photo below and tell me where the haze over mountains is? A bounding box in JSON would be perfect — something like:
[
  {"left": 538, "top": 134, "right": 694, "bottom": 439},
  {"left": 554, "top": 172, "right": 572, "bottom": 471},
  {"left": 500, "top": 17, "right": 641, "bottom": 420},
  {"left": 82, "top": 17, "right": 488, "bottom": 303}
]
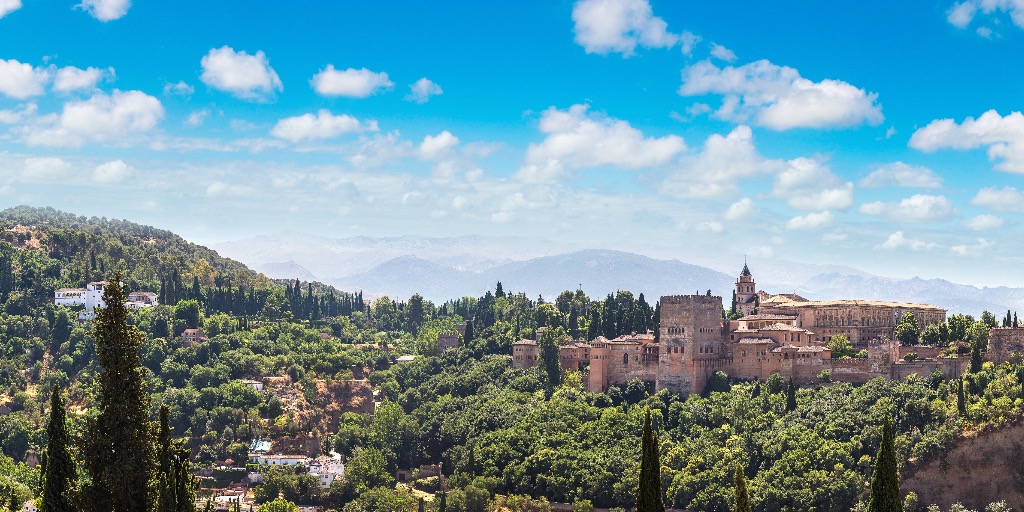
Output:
[{"left": 212, "top": 232, "right": 1024, "bottom": 315}]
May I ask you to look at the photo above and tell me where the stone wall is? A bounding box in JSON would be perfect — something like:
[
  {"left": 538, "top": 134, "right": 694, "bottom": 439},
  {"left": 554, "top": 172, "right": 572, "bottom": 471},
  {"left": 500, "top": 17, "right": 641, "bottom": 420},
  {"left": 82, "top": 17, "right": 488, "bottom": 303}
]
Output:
[
  {"left": 988, "top": 327, "right": 1024, "bottom": 364},
  {"left": 657, "top": 294, "right": 725, "bottom": 395}
]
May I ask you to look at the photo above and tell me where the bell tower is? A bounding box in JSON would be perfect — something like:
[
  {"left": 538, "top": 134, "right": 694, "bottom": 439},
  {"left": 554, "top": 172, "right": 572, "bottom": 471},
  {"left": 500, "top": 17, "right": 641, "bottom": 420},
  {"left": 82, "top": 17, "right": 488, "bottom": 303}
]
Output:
[{"left": 735, "top": 261, "right": 757, "bottom": 316}]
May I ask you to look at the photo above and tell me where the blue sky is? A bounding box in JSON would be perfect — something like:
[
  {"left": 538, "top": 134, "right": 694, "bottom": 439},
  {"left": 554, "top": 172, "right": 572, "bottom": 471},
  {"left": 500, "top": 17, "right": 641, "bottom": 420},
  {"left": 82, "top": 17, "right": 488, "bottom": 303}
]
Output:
[{"left": 0, "top": 0, "right": 1023, "bottom": 286}]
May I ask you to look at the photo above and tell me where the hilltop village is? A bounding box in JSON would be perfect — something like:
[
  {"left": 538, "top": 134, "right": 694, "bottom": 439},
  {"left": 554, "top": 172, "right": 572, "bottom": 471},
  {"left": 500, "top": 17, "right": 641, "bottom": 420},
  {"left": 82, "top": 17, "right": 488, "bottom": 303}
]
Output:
[{"left": 510, "top": 264, "right": 1015, "bottom": 394}]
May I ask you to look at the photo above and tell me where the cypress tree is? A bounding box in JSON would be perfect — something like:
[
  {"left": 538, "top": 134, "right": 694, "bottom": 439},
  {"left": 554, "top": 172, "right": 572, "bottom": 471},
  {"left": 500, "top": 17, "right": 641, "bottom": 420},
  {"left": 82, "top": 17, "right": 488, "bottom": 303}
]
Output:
[
  {"left": 81, "top": 275, "right": 154, "bottom": 512},
  {"left": 156, "top": 405, "right": 176, "bottom": 512},
  {"left": 733, "top": 464, "right": 751, "bottom": 512},
  {"left": 438, "top": 492, "right": 446, "bottom": 512},
  {"left": 636, "top": 409, "right": 665, "bottom": 512},
  {"left": 970, "top": 342, "right": 983, "bottom": 373},
  {"left": 785, "top": 378, "right": 797, "bottom": 412},
  {"left": 866, "top": 417, "right": 903, "bottom": 512},
  {"left": 41, "top": 384, "right": 77, "bottom": 512},
  {"left": 418, "top": 498, "right": 425, "bottom": 512},
  {"left": 957, "top": 377, "right": 967, "bottom": 415},
  {"left": 464, "top": 320, "right": 474, "bottom": 344}
]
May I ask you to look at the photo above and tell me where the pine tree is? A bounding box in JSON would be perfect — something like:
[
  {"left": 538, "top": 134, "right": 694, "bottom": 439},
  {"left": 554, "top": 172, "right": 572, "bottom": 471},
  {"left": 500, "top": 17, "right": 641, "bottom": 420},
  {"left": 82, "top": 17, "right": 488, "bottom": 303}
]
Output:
[
  {"left": 636, "top": 410, "right": 665, "bottom": 512},
  {"left": 733, "top": 464, "right": 751, "bottom": 512},
  {"left": 866, "top": 417, "right": 903, "bottom": 512},
  {"left": 81, "top": 275, "right": 155, "bottom": 512},
  {"left": 786, "top": 378, "right": 797, "bottom": 412},
  {"left": 495, "top": 281, "right": 504, "bottom": 298},
  {"left": 41, "top": 384, "right": 77, "bottom": 512}
]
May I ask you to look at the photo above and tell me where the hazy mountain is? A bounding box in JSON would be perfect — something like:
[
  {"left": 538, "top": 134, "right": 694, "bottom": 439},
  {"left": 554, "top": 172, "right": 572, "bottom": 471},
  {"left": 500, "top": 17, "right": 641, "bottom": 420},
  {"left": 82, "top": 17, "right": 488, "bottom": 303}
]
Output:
[{"left": 214, "top": 231, "right": 1024, "bottom": 314}]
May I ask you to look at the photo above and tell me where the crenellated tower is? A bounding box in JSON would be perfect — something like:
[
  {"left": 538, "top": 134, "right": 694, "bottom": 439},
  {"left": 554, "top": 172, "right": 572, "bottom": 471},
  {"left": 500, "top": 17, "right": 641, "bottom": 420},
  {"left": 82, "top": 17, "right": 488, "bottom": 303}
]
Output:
[{"left": 657, "top": 294, "right": 726, "bottom": 395}]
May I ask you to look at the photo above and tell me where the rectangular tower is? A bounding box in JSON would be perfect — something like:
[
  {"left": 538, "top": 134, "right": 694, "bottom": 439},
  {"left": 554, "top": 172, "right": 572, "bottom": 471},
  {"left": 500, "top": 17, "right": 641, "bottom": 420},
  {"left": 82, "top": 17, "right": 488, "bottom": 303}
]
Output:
[{"left": 657, "top": 294, "right": 725, "bottom": 395}]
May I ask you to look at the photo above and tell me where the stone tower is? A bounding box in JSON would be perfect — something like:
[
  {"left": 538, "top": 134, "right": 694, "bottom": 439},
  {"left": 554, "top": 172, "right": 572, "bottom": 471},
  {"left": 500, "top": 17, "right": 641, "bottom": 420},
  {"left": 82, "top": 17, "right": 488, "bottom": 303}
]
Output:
[
  {"left": 657, "top": 294, "right": 725, "bottom": 395},
  {"left": 735, "top": 262, "right": 757, "bottom": 316}
]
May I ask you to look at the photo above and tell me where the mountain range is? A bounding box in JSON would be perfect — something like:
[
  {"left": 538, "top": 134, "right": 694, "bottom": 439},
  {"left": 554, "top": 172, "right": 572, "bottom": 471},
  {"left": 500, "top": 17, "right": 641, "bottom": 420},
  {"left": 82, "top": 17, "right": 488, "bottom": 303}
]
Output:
[{"left": 212, "top": 232, "right": 1024, "bottom": 315}]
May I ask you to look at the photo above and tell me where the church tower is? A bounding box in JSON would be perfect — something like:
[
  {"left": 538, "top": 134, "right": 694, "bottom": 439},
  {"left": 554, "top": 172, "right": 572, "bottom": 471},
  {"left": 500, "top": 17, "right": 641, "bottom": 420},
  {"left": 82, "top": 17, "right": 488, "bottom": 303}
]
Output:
[{"left": 735, "top": 262, "right": 757, "bottom": 316}]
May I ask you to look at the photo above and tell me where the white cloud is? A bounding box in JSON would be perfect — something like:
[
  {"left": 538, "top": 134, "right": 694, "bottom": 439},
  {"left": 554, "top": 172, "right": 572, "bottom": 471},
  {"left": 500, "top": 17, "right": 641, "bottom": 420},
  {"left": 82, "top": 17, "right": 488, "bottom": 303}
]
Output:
[
  {"left": 786, "top": 210, "right": 833, "bottom": 230},
  {"left": 419, "top": 131, "right": 459, "bottom": 159},
  {"left": 665, "top": 125, "right": 783, "bottom": 199},
  {"left": 53, "top": 66, "right": 112, "bottom": 93},
  {"left": 0, "top": 102, "right": 36, "bottom": 124},
  {"left": 0, "top": 59, "right": 49, "bottom": 99},
  {"left": 876, "top": 231, "right": 937, "bottom": 251},
  {"left": 772, "top": 157, "right": 854, "bottom": 210},
  {"left": 513, "top": 160, "right": 568, "bottom": 184},
  {"left": 0, "top": 0, "right": 21, "bottom": 19},
  {"left": 77, "top": 0, "right": 130, "bottom": 21},
  {"left": 406, "top": 78, "right": 443, "bottom": 104},
  {"left": 310, "top": 66, "right": 392, "bottom": 98},
  {"left": 724, "top": 197, "right": 758, "bottom": 221},
  {"left": 163, "top": 81, "right": 194, "bottom": 96},
  {"left": 571, "top": 0, "right": 679, "bottom": 56},
  {"left": 679, "top": 59, "right": 884, "bottom": 130},
  {"left": 859, "top": 194, "right": 956, "bottom": 222},
  {"left": 184, "top": 110, "right": 208, "bottom": 127},
  {"left": 92, "top": 160, "right": 132, "bottom": 183},
  {"left": 270, "top": 110, "right": 376, "bottom": 143},
  {"left": 859, "top": 161, "right": 943, "bottom": 189},
  {"left": 822, "top": 232, "right": 848, "bottom": 242},
  {"left": 971, "top": 185, "right": 1024, "bottom": 212},
  {"left": 909, "top": 110, "right": 1024, "bottom": 173},
  {"left": 525, "top": 104, "right": 685, "bottom": 170},
  {"left": 22, "top": 90, "right": 164, "bottom": 147},
  {"left": 23, "top": 157, "right": 71, "bottom": 180},
  {"left": 200, "top": 46, "right": 283, "bottom": 100},
  {"left": 947, "top": 0, "right": 1024, "bottom": 31},
  {"left": 951, "top": 238, "right": 994, "bottom": 256},
  {"left": 964, "top": 214, "right": 1004, "bottom": 230},
  {"left": 709, "top": 43, "right": 737, "bottom": 62},
  {"left": 207, "top": 181, "right": 252, "bottom": 197},
  {"left": 680, "top": 31, "right": 701, "bottom": 57},
  {"left": 696, "top": 221, "right": 723, "bottom": 233}
]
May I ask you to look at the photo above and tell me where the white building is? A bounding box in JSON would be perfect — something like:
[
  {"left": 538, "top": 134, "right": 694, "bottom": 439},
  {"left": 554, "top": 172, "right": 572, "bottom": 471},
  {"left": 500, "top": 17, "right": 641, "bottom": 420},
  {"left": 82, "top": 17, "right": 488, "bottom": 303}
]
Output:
[
  {"left": 249, "top": 454, "right": 307, "bottom": 466},
  {"left": 55, "top": 282, "right": 158, "bottom": 319},
  {"left": 307, "top": 454, "right": 345, "bottom": 489}
]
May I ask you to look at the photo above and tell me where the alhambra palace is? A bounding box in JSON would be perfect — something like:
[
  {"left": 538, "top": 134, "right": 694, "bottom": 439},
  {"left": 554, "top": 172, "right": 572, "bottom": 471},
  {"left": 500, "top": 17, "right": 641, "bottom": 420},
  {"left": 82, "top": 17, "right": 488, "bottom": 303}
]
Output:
[{"left": 507, "top": 263, "right": 1023, "bottom": 395}]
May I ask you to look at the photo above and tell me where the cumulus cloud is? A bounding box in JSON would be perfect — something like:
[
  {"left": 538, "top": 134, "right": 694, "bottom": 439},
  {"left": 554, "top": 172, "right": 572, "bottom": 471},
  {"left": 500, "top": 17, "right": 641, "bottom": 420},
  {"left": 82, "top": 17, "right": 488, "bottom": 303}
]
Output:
[
  {"left": 0, "top": 102, "right": 37, "bottom": 124},
  {"left": 964, "top": 214, "right": 1004, "bottom": 230},
  {"left": 876, "top": 231, "right": 937, "bottom": 251},
  {"left": 77, "top": 0, "right": 130, "bottom": 21},
  {"left": 163, "top": 81, "right": 194, "bottom": 96},
  {"left": 679, "top": 59, "right": 884, "bottom": 130},
  {"left": 970, "top": 185, "right": 1024, "bottom": 212},
  {"left": 92, "top": 160, "right": 132, "bottom": 183},
  {"left": 310, "top": 66, "right": 392, "bottom": 98},
  {"left": 53, "top": 66, "right": 112, "bottom": 93},
  {"left": 571, "top": 0, "right": 679, "bottom": 56},
  {"left": 909, "top": 110, "right": 1024, "bottom": 173},
  {"left": 859, "top": 162, "right": 943, "bottom": 189},
  {"left": 947, "top": 0, "right": 1024, "bottom": 32},
  {"left": 772, "top": 158, "right": 855, "bottom": 210},
  {"left": 23, "top": 157, "right": 71, "bottom": 180},
  {"left": 709, "top": 43, "right": 737, "bottom": 62},
  {"left": 21, "top": 90, "right": 164, "bottom": 147},
  {"left": 513, "top": 160, "right": 569, "bottom": 184},
  {"left": 0, "top": 59, "right": 49, "bottom": 99},
  {"left": 664, "top": 125, "right": 783, "bottom": 199},
  {"left": 859, "top": 194, "right": 956, "bottom": 222},
  {"left": 0, "top": 0, "right": 21, "bottom": 19},
  {"left": 680, "top": 31, "right": 701, "bottom": 57},
  {"left": 951, "top": 238, "right": 994, "bottom": 256},
  {"left": 270, "top": 110, "right": 377, "bottom": 143},
  {"left": 524, "top": 104, "right": 686, "bottom": 170},
  {"left": 786, "top": 210, "right": 833, "bottom": 230},
  {"left": 419, "top": 131, "right": 459, "bottom": 159},
  {"left": 724, "top": 197, "right": 758, "bottom": 221},
  {"left": 406, "top": 78, "right": 443, "bottom": 104},
  {"left": 200, "top": 46, "right": 283, "bottom": 100}
]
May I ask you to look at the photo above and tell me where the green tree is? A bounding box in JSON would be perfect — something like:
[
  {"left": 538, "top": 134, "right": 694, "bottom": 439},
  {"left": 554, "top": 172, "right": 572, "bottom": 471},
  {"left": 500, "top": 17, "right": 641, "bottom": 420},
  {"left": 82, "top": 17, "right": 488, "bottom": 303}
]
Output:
[
  {"left": 259, "top": 499, "right": 298, "bottom": 512},
  {"left": 174, "top": 299, "right": 201, "bottom": 330},
  {"left": 827, "top": 334, "right": 853, "bottom": 358},
  {"left": 81, "top": 276, "right": 154, "bottom": 512},
  {"left": 866, "top": 417, "right": 902, "bottom": 512},
  {"left": 438, "top": 492, "right": 447, "bottom": 512},
  {"left": 786, "top": 378, "right": 797, "bottom": 412},
  {"left": 970, "top": 342, "right": 983, "bottom": 374},
  {"left": 957, "top": 377, "right": 967, "bottom": 416},
  {"left": 733, "top": 464, "right": 751, "bottom": 512},
  {"left": 539, "top": 327, "right": 564, "bottom": 391},
  {"left": 636, "top": 410, "right": 664, "bottom": 512},
  {"left": 41, "top": 384, "right": 76, "bottom": 512},
  {"left": 894, "top": 313, "right": 920, "bottom": 346},
  {"left": 156, "top": 405, "right": 176, "bottom": 512}
]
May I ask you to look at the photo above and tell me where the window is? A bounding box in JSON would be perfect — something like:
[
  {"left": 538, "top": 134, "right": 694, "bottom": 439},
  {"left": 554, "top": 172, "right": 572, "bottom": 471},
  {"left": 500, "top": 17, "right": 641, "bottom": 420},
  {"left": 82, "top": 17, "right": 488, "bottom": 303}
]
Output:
[{"left": 623, "top": 354, "right": 629, "bottom": 365}]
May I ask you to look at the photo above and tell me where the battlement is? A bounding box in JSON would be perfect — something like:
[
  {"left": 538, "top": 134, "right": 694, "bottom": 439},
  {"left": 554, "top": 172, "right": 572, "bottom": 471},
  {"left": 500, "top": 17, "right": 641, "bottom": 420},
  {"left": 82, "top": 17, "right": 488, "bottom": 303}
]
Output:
[{"left": 660, "top": 295, "right": 723, "bottom": 306}]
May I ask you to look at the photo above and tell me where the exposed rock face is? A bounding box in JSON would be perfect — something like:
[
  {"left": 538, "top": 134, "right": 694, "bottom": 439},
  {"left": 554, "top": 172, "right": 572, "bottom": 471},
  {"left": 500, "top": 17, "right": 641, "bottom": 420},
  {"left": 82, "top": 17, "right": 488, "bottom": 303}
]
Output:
[{"left": 902, "top": 422, "right": 1024, "bottom": 510}]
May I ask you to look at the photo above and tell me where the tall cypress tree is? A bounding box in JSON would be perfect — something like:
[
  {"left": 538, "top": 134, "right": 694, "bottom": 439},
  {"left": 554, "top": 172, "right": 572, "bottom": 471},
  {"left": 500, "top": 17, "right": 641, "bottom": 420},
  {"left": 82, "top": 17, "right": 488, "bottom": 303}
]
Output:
[
  {"left": 41, "top": 384, "right": 76, "bottom": 512},
  {"left": 866, "top": 417, "right": 903, "bottom": 512},
  {"left": 969, "top": 342, "right": 983, "bottom": 373},
  {"left": 437, "top": 492, "right": 446, "bottom": 512},
  {"left": 733, "top": 464, "right": 751, "bottom": 512},
  {"left": 785, "top": 378, "right": 797, "bottom": 412},
  {"left": 636, "top": 410, "right": 665, "bottom": 512},
  {"left": 957, "top": 377, "right": 967, "bottom": 415},
  {"left": 156, "top": 406, "right": 177, "bottom": 512},
  {"left": 81, "top": 275, "right": 154, "bottom": 512}
]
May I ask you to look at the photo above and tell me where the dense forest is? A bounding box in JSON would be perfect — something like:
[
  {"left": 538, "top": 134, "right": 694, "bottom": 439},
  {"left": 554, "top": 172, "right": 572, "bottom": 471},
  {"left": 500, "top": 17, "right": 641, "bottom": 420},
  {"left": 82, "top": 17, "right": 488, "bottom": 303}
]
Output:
[{"left": 0, "top": 206, "right": 1021, "bottom": 512}]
